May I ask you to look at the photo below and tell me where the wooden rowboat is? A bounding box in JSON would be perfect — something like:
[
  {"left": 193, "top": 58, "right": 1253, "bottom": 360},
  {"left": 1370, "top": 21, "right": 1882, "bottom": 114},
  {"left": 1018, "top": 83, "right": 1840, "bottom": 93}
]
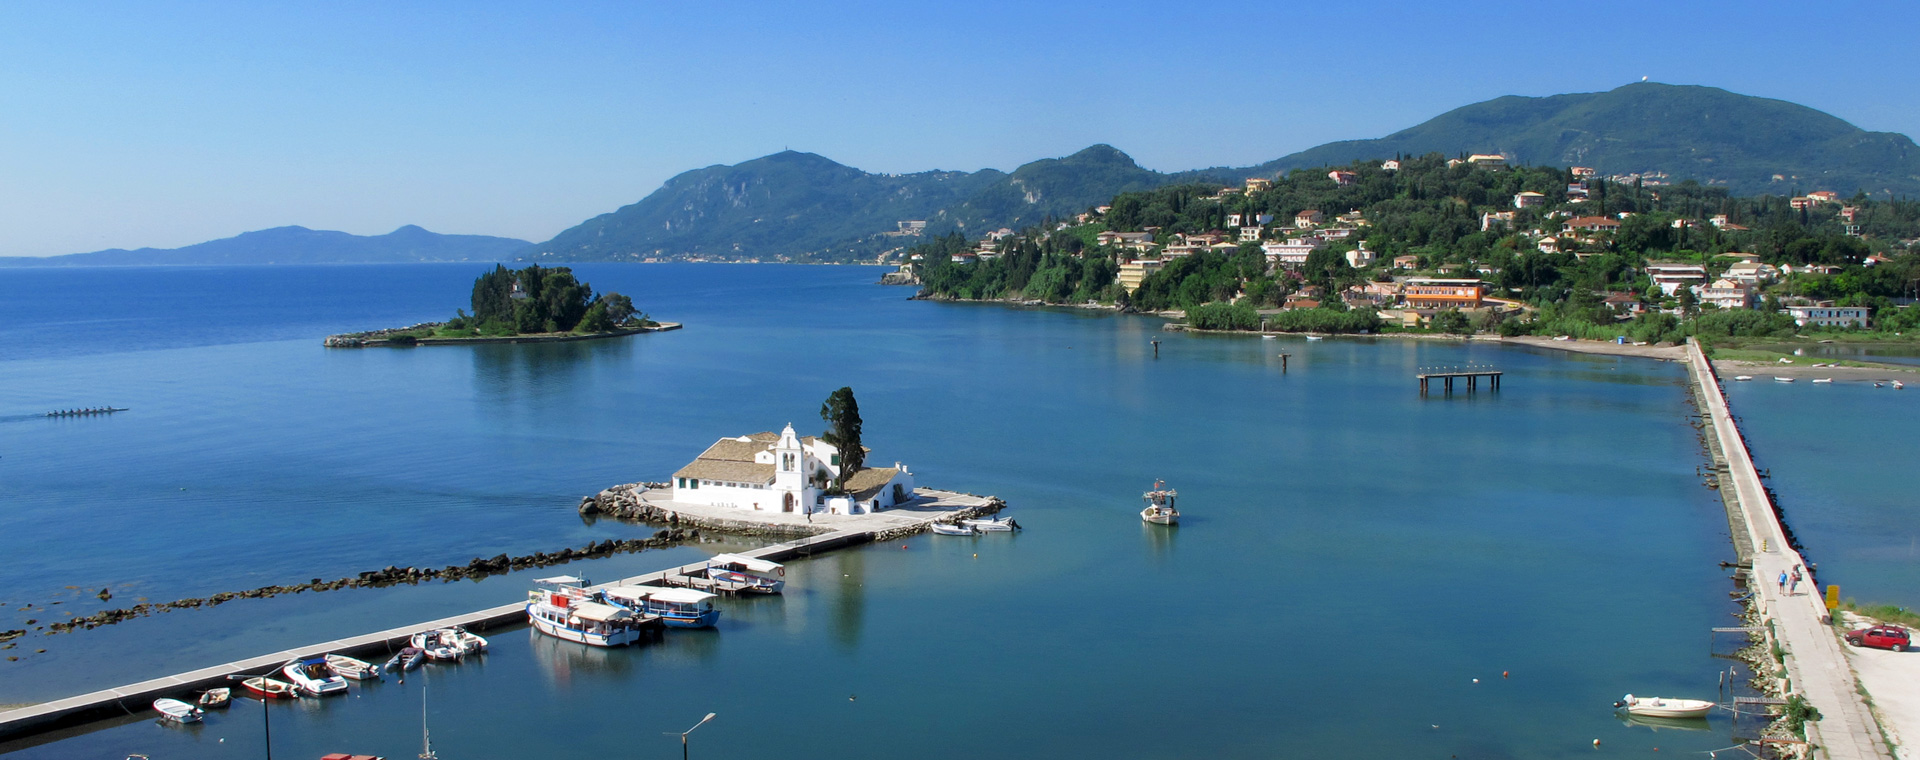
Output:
[
  {"left": 153, "top": 698, "right": 203, "bottom": 724},
  {"left": 197, "top": 687, "right": 231, "bottom": 709},
  {"left": 240, "top": 676, "right": 298, "bottom": 699}
]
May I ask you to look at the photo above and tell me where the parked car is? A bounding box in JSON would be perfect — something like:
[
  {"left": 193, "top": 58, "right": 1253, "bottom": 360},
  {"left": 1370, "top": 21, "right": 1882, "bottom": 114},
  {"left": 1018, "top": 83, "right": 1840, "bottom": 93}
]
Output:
[{"left": 1844, "top": 625, "right": 1910, "bottom": 652}]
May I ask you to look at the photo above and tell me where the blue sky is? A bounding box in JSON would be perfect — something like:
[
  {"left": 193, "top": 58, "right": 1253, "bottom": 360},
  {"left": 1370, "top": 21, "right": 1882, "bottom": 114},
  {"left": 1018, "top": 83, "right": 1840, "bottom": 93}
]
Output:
[{"left": 2, "top": 1, "right": 1915, "bottom": 257}]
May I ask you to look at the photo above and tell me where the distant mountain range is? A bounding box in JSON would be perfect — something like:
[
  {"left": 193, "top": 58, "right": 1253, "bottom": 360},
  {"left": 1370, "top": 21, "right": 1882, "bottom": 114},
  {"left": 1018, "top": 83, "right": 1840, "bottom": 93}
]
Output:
[
  {"left": 12, "top": 83, "right": 1916, "bottom": 266},
  {"left": 524, "top": 82, "right": 1920, "bottom": 264},
  {"left": 0, "top": 225, "right": 529, "bottom": 267}
]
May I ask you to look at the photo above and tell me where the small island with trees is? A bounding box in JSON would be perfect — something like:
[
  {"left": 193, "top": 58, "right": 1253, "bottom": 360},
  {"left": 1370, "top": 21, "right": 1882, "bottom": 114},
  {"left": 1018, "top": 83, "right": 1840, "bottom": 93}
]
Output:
[{"left": 325, "top": 264, "right": 678, "bottom": 347}]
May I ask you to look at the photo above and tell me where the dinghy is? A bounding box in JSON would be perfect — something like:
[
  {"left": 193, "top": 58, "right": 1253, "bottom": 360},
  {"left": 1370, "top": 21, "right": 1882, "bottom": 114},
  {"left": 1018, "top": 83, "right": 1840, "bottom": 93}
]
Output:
[
  {"left": 152, "top": 698, "right": 203, "bottom": 724},
  {"left": 1733, "top": 375, "right": 1753, "bottom": 381},
  {"left": 283, "top": 656, "right": 349, "bottom": 696},
  {"left": 325, "top": 653, "right": 381, "bottom": 680},
  {"left": 1775, "top": 377, "right": 1795, "bottom": 383},
  {"left": 197, "top": 687, "right": 231, "bottom": 709},
  {"left": 1614, "top": 694, "right": 1714, "bottom": 719},
  {"left": 1305, "top": 336, "right": 1324, "bottom": 341},
  {"left": 1812, "top": 378, "right": 1833, "bottom": 384},
  {"left": 930, "top": 522, "right": 976, "bottom": 536},
  {"left": 962, "top": 516, "right": 1020, "bottom": 532},
  {"left": 239, "top": 676, "right": 297, "bottom": 699},
  {"left": 411, "top": 629, "right": 464, "bottom": 661}
]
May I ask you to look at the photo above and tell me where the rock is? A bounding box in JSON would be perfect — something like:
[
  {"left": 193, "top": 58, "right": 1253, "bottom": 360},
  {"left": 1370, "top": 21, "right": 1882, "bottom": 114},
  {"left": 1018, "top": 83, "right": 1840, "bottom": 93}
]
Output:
[{"left": 97, "top": 588, "right": 111, "bottom": 601}]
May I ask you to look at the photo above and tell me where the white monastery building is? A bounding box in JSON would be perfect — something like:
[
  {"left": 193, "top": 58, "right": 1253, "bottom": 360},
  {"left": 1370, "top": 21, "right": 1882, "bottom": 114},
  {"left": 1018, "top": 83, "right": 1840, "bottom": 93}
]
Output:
[{"left": 671, "top": 424, "right": 915, "bottom": 515}]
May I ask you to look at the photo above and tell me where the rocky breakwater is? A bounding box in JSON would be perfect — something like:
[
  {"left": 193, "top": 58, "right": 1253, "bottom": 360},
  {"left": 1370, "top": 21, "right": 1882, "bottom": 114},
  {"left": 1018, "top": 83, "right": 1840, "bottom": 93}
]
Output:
[
  {"left": 4, "top": 531, "right": 694, "bottom": 655},
  {"left": 324, "top": 323, "right": 443, "bottom": 347}
]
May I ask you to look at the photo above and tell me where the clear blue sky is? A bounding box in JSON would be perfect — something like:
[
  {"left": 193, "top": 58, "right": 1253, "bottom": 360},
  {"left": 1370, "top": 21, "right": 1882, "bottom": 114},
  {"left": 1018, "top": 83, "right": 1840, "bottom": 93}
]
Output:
[{"left": 2, "top": 1, "right": 1915, "bottom": 257}]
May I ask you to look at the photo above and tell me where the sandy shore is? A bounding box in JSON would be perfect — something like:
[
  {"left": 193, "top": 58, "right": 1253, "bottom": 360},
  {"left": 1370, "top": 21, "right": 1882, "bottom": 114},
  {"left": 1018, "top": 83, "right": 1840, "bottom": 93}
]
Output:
[
  {"left": 1711, "top": 359, "right": 1917, "bottom": 381},
  {"left": 1494, "top": 335, "right": 1688, "bottom": 361}
]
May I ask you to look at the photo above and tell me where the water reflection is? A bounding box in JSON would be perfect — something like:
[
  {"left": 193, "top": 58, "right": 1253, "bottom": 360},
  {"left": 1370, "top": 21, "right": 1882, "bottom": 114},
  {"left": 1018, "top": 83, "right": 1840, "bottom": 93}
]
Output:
[
  {"left": 528, "top": 626, "right": 641, "bottom": 688},
  {"left": 1142, "top": 522, "right": 1177, "bottom": 564},
  {"left": 470, "top": 338, "right": 637, "bottom": 399}
]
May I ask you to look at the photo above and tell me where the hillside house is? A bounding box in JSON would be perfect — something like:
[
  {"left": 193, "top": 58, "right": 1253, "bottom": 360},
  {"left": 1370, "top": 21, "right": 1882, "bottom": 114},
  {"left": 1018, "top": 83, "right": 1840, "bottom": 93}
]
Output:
[
  {"left": 1117, "top": 259, "right": 1165, "bottom": 293},
  {"left": 1468, "top": 154, "right": 1507, "bottom": 170},
  {"left": 1245, "top": 177, "right": 1272, "bottom": 192},
  {"left": 1807, "top": 191, "right": 1840, "bottom": 204},
  {"left": 1563, "top": 216, "right": 1621, "bottom": 233},
  {"left": 1329, "top": 170, "right": 1358, "bottom": 186},
  {"left": 1513, "top": 191, "right": 1547, "bottom": 209},
  {"left": 1537, "top": 236, "right": 1559, "bottom": 253},
  {"left": 1262, "top": 238, "right": 1324, "bottom": 268},
  {"left": 1380, "top": 160, "right": 1400, "bottom": 171},
  {"left": 1481, "top": 211, "right": 1517, "bottom": 231},
  {"left": 1699, "top": 279, "right": 1753, "bottom": 310},
  {"left": 1725, "top": 261, "right": 1778, "bottom": 285},
  {"left": 1345, "top": 245, "right": 1376, "bottom": 268},
  {"left": 1602, "top": 292, "right": 1644, "bottom": 314},
  {"left": 1644, "top": 262, "right": 1707, "bottom": 295},
  {"left": 1391, "top": 254, "right": 1420, "bottom": 270},
  {"left": 672, "top": 425, "right": 915, "bottom": 516},
  {"left": 1570, "top": 166, "right": 1596, "bottom": 178},
  {"left": 1295, "top": 209, "right": 1325, "bottom": 228},
  {"left": 1403, "top": 278, "right": 1486, "bottom": 309},
  {"left": 1790, "top": 196, "right": 1814, "bottom": 210},
  {"left": 1239, "top": 226, "right": 1265, "bottom": 242},
  {"left": 1783, "top": 304, "right": 1869, "bottom": 328}
]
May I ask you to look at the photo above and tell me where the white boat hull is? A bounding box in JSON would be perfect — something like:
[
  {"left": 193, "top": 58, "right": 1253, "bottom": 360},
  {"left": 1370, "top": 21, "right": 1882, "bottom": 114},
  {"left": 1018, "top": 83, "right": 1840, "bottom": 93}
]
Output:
[
  {"left": 153, "top": 698, "right": 202, "bottom": 724},
  {"left": 1141, "top": 508, "right": 1178, "bottom": 525},
  {"left": 1621, "top": 697, "right": 1714, "bottom": 719},
  {"left": 530, "top": 612, "right": 646, "bottom": 647}
]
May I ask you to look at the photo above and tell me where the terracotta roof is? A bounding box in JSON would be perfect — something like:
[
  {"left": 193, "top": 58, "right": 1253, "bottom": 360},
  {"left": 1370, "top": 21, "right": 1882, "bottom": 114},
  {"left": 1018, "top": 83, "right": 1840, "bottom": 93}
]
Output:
[
  {"left": 674, "top": 434, "right": 776, "bottom": 483},
  {"left": 842, "top": 467, "right": 901, "bottom": 500}
]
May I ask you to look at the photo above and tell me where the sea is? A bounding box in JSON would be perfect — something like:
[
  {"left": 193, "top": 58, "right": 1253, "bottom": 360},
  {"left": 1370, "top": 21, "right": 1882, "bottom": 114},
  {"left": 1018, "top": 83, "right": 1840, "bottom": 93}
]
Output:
[{"left": 0, "top": 262, "right": 1893, "bottom": 759}]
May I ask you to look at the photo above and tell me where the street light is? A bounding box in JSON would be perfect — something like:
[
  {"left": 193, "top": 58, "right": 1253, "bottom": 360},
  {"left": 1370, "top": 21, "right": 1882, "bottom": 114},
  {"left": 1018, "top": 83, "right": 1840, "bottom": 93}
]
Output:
[
  {"left": 667, "top": 712, "right": 716, "bottom": 760},
  {"left": 226, "top": 674, "right": 270, "bottom": 760}
]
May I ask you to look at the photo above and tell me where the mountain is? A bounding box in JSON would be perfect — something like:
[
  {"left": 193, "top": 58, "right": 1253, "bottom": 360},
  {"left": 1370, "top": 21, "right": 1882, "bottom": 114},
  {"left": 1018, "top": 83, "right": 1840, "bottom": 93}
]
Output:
[
  {"left": 525, "top": 83, "right": 1920, "bottom": 264},
  {"left": 1240, "top": 83, "right": 1920, "bottom": 196},
  {"left": 0, "top": 225, "right": 530, "bottom": 266}
]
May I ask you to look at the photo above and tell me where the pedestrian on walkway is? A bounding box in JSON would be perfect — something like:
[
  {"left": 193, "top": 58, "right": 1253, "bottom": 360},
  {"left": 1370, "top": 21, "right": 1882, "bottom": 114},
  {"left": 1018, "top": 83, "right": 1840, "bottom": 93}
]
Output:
[
  {"left": 1778, "top": 570, "right": 1788, "bottom": 592},
  {"left": 1790, "top": 567, "right": 1802, "bottom": 595}
]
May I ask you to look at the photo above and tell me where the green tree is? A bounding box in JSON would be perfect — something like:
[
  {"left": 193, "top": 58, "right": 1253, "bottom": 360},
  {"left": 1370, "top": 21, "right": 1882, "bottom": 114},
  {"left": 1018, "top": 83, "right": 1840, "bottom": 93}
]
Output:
[
  {"left": 1432, "top": 308, "right": 1473, "bottom": 335},
  {"left": 819, "top": 387, "right": 865, "bottom": 485}
]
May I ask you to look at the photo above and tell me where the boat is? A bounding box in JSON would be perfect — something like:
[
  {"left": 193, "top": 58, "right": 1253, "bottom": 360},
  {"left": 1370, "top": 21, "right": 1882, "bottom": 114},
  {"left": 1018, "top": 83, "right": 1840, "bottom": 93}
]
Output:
[
  {"left": 1812, "top": 378, "right": 1833, "bottom": 384},
  {"left": 605, "top": 586, "right": 720, "bottom": 629},
  {"left": 704, "top": 554, "right": 786, "bottom": 594},
  {"left": 196, "top": 687, "right": 231, "bottom": 709},
  {"left": 962, "top": 516, "right": 1020, "bottom": 532},
  {"left": 930, "top": 522, "right": 977, "bottom": 536},
  {"left": 283, "top": 656, "right": 349, "bottom": 696},
  {"left": 410, "top": 629, "right": 464, "bottom": 661},
  {"left": 44, "top": 407, "right": 129, "bottom": 418},
  {"left": 526, "top": 576, "right": 654, "bottom": 647},
  {"left": 1140, "top": 480, "right": 1179, "bottom": 525},
  {"left": 1614, "top": 694, "right": 1715, "bottom": 719},
  {"left": 1306, "top": 336, "right": 1324, "bottom": 341},
  {"left": 239, "top": 676, "right": 297, "bottom": 699},
  {"left": 1775, "top": 377, "right": 1795, "bottom": 383},
  {"left": 1896, "top": 381, "right": 1906, "bottom": 389},
  {"left": 450, "top": 627, "right": 488, "bottom": 655},
  {"left": 325, "top": 653, "right": 381, "bottom": 680},
  {"left": 1733, "top": 375, "right": 1753, "bottom": 381},
  {"left": 1261, "top": 334, "right": 1276, "bottom": 340},
  {"left": 152, "top": 698, "right": 203, "bottom": 724}
]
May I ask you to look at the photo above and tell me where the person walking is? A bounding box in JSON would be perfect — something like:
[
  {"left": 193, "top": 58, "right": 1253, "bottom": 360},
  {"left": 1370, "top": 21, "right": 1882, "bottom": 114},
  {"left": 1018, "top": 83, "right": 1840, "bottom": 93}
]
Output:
[
  {"left": 1790, "top": 567, "right": 1802, "bottom": 595},
  {"left": 1778, "top": 570, "right": 1788, "bottom": 593}
]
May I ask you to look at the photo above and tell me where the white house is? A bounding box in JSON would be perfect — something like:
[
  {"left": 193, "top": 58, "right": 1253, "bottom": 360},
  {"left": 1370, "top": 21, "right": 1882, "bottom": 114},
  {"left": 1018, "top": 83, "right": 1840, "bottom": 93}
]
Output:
[
  {"left": 671, "top": 424, "right": 915, "bottom": 516},
  {"left": 1345, "top": 245, "right": 1376, "bottom": 268},
  {"left": 1725, "top": 261, "right": 1778, "bottom": 286},
  {"left": 1645, "top": 262, "right": 1708, "bottom": 296},
  {"left": 1262, "top": 238, "right": 1324, "bottom": 268},
  {"left": 1783, "top": 305, "right": 1869, "bottom": 328},
  {"left": 1513, "top": 191, "right": 1547, "bottom": 209},
  {"left": 1698, "top": 279, "right": 1752, "bottom": 310}
]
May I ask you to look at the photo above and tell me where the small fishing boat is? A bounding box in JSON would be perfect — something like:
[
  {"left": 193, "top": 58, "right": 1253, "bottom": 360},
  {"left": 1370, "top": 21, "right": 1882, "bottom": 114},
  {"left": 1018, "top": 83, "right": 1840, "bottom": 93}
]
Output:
[
  {"left": 1305, "top": 336, "right": 1324, "bottom": 341},
  {"left": 450, "top": 627, "right": 488, "bottom": 655},
  {"left": 196, "top": 687, "right": 231, "bottom": 709},
  {"left": 239, "top": 676, "right": 298, "bottom": 699},
  {"left": 1733, "top": 375, "right": 1753, "bottom": 381},
  {"left": 283, "top": 656, "right": 349, "bottom": 696},
  {"left": 704, "top": 554, "right": 786, "bottom": 594},
  {"left": 1261, "top": 334, "right": 1276, "bottom": 340},
  {"left": 1775, "top": 377, "right": 1795, "bottom": 383},
  {"left": 1812, "top": 378, "right": 1833, "bottom": 384},
  {"left": 325, "top": 653, "right": 381, "bottom": 680},
  {"left": 1141, "top": 480, "right": 1179, "bottom": 525},
  {"left": 526, "top": 577, "right": 654, "bottom": 647},
  {"left": 1614, "top": 694, "right": 1714, "bottom": 719},
  {"left": 410, "top": 629, "right": 464, "bottom": 661},
  {"left": 1895, "top": 381, "right": 1906, "bottom": 389},
  {"left": 930, "top": 522, "right": 977, "bottom": 536},
  {"left": 152, "top": 698, "right": 203, "bottom": 724},
  {"left": 962, "top": 516, "right": 1020, "bottom": 532},
  {"left": 606, "top": 586, "right": 720, "bottom": 628}
]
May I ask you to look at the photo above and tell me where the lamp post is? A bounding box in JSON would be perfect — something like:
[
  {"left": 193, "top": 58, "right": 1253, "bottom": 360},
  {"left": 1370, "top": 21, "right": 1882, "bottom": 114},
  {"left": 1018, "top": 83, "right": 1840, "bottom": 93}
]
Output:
[
  {"left": 226, "top": 674, "right": 270, "bottom": 760},
  {"left": 670, "top": 712, "right": 715, "bottom": 760}
]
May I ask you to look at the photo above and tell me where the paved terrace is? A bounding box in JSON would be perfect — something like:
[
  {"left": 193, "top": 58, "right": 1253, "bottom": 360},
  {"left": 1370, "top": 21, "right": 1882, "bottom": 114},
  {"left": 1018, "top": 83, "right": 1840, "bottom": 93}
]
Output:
[
  {"left": 633, "top": 486, "right": 998, "bottom": 538},
  {"left": 0, "top": 488, "right": 999, "bottom": 744},
  {"left": 1689, "top": 339, "right": 1892, "bottom": 760}
]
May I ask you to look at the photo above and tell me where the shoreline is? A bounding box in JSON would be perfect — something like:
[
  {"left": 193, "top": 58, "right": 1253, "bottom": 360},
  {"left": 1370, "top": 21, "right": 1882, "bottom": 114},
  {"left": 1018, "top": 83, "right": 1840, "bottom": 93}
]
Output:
[{"left": 324, "top": 321, "right": 682, "bottom": 348}]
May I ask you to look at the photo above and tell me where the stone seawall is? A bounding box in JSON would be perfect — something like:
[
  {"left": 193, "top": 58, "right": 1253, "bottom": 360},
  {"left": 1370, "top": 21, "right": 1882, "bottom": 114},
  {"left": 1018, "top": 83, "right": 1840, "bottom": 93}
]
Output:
[{"left": 580, "top": 483, "right": 1006, "bottom": 541}]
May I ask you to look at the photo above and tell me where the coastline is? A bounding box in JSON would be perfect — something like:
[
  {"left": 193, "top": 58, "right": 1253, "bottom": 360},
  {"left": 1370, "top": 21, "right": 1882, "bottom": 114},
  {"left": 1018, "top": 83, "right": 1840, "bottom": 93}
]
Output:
[{"left": 324, "top": 321, "right": 682, "bottom": 347}]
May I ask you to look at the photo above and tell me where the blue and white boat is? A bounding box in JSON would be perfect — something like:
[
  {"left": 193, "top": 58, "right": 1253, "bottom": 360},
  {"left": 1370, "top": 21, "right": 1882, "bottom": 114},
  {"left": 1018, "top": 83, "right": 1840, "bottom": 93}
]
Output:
[
  {"left": 606, "top": 586, "right": 721, "bottom": 629},
  {"left": 526, "top": 576, "right": 653, "bottom": 648},
  {"left": 704, "top": 554, "right": 785, "bottom": 594}
]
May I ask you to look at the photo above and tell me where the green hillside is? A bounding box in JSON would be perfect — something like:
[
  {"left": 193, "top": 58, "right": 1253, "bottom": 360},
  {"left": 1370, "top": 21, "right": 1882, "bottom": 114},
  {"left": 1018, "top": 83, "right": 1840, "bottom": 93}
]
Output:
[{"left": 0, "top": 225, "right": 530, "bottom": 266}]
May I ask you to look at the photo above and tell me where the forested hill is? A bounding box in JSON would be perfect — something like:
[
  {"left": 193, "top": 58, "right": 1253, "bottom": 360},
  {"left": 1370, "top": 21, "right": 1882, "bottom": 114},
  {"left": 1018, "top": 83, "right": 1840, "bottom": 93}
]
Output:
[
  {"left": 0, "top": 225, "right": 531, "bottom": 266},
  {"left": 522, "top": 145, "right": 1180, "bottom": 264},
  {"left": 522, "top": 83, "right": 1920, "bottom": 264},
  {"left": 1239, "top": 83, "right": 1920, "bottom": 197}
]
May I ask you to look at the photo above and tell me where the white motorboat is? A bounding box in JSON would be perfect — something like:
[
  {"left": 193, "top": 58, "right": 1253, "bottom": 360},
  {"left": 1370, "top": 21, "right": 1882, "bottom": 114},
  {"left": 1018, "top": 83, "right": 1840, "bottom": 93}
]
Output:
[
  {"left": 1261, "top": 334, "right": 1276, "bottom": 340},
  {"left": 152, "top": 698, "right": 203, "bottom": 724},
  {"left": 1614, "top": 694, "right": 1714, "bottom": 719},
  {"left": 930, "top": 522, "right": 977, "bottom": 536},
  {"left": 451, "top": 627, "right": 488, "bottom": 655},
  {"left": 197, "top": 687, "right": 231, "bottom": 709},
  {"left": 962, "top": 516, "right": 1020, "bottom": 532},
  {"left": 1775, "top": 377, "right": 1795, "bottom": 383},
  {"left": 1306, "top": 336, "right": 1324, "bottom": 341},
  {"left": 283, "top": 656, "right": 349, "bottom": 696},
  {"left": 1812, "top": 378, "right": 1833, "bottom": 384},
  {"left": 526, "top": 576, "right": 654, "bottom": 647},
  {"left": 704, "top": 554, "right": 786, "bottom": 594},
  {"left": 325, "top": 653, "right": 381, "bottom": 680},
  {"left": 411, "top": 629, "right": 464, "bottom": 661},
  {"left": 1895, "top": 381, "right": 1906, "bottom": 389},
  {"left": 1733, "top": 375, "right": 1753, "bottom": 381},
  {"left": 1140, "top": 479, "right": 1179, "bottom": 525}
]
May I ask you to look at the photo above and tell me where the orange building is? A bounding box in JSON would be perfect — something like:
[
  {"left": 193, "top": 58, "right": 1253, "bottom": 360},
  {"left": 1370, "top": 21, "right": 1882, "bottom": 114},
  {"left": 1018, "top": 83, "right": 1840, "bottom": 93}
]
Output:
[{"left": 1402, "top": 278, "right": 1486, "bottom": 309}]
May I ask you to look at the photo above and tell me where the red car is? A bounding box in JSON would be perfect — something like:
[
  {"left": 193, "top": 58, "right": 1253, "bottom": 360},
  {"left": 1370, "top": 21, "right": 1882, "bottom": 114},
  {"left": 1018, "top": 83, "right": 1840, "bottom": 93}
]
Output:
[{"left": 1845, "top": 625, "right": 1911, "bottom": 652}]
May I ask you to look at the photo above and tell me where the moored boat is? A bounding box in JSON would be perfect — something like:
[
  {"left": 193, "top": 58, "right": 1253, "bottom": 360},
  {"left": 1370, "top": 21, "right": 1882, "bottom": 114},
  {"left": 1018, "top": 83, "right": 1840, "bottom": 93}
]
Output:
[
  {"left": 152, "top": 698, "right": 203, "bottom": 724},
  {"left": 1775, "top": 377, "right": 1795, "bottom": 383},
  {"left": 325, "top": 653, "right": 381, "bottom": 680},
  {"left": 1306, "top": 336, "right": 1324, "bottom": 341},
  {"left": 930, "top": 522, "right": 976, "bottom": 536},
  {"left": 1614, "top": 694, "right": 1714, "bottom": 719},
  {"left": 197, "top": 687, "right": 231, "bottom": 709},
  {"left": 450, "top": 627, "right": 488, "bottom": 655},
  {"left": 606, "top": 586, "right": 720, "bottom": 628},
  {"left": 410, "top": 629, "right": 464, "bottom": 661},
  {"left": 1733, "top": 375, "right": 1753, "bottom": 381},
  {"left": 962, "top": 516, "right": 1020, "bottom": 532},
  {"left": 283, "top": 656, "right": 349, "bottom": 696},
  {"left": 704, "top": 554, "right": 785, "bottom": 594},
  {"left": 526, "top": 576, "right": 655, "bottom": 647},
  {"left": 239, "top": 676, "right": 297, "bottom": 699},
  {"left": 1140, "top": 480, "right": 1179, "bottom": 525},
  {"left": 1812, "top": 377, "right": 1833, "bottom": 384}
]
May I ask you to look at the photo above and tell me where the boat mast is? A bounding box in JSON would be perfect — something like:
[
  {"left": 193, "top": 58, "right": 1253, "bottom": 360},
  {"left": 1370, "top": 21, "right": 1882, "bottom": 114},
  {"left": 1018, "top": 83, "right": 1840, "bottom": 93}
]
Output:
[{"left": 420, "top": 683, "right": 436, "bottom": 760}]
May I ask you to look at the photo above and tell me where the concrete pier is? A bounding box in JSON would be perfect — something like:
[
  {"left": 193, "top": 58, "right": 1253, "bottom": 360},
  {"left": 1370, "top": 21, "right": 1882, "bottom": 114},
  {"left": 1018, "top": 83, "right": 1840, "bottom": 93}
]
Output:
[
  {"left": 0, "top": 490, "right": 1000, "bottom": 744},
  {"left": 1417, "top": 368, "right": 1502, "bottom": 395},
  {"left": 1686, "top": 339, "right": 1891, "bottom": 760}
]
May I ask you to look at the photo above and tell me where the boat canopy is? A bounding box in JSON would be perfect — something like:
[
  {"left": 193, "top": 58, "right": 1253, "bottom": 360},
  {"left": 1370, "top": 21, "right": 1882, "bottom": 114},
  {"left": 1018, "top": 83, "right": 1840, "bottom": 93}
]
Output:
[
  {"left": 645, "top": 588, "right": 718, "bottom": 604},
  {"left": 569, "top": 601, "right": 631, "bottom": 622},
  {"left": 709, "top": 554, "right": 781, "bottom": 574},
  {"left": 603, "top": 586, "right": 654, "bottom": 603},
  {"left": 533, "top": 575, "right": 588, "bottom": 586}
]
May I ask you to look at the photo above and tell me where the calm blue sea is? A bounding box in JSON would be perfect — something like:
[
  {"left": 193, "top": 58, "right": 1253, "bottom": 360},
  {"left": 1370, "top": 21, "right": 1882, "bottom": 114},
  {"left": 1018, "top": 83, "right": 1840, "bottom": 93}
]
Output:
[{"left": 0, "top": 264, "right": 1773, "bottom": 758}]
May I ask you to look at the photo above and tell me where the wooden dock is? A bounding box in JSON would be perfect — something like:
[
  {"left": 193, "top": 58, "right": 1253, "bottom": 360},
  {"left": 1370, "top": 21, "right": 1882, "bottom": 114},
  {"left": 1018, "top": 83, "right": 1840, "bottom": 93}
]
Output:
[
  {"left": 0, "top": 525, "right": 883, "bottom": 743},
  {"left": 1417, "top": 366, "right": 1502, "bottom": 395}
]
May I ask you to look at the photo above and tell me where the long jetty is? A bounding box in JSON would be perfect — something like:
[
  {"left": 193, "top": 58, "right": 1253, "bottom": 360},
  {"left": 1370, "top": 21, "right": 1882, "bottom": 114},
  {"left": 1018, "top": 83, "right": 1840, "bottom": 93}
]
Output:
[
  {"left": 0, "top": 526, "right": 879, "bottom": 743},
  {"left": 1686, "top": 339, "right": 1891, "bottom": 760}
]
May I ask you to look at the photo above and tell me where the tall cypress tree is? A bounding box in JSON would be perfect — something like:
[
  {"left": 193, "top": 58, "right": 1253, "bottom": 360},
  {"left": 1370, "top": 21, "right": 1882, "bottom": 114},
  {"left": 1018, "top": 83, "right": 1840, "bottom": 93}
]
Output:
[{"left": 819, "top": 387, "right": 864, "bottom": 485}]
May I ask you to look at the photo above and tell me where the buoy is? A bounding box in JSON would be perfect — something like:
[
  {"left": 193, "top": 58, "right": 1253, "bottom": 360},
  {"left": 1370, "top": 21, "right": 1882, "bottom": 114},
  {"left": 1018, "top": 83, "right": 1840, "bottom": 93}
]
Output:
[
  {"left": 1502, "top": 671, "right": 1509, "bottom": 678},
  {"left": 1593, "top": 739, "right": 1601, "bottom": 747},
  {"left": 1472, "top": 678, "right": 1479, "bottom": 683},
  {"left": 900, "top": 545, "right": 908, "bottom": 550}
]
